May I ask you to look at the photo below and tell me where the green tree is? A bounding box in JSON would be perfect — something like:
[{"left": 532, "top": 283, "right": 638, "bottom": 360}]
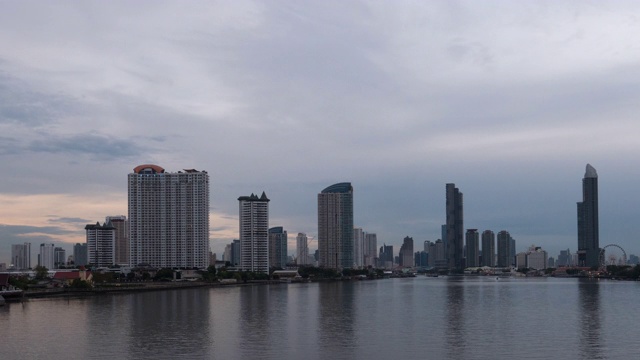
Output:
[
  {"left": 34, "top": 265, "right": 49, "bottom": 280},
  {"left": 154, "top": 268, "right": 174, "bottom": 281}
]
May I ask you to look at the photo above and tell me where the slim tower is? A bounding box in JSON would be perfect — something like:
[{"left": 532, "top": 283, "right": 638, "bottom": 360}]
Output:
[
  {"left": 481, "top": 230, "right": 495, "bottom": 267},
  {"left": 465, "top": 229, "right": 479, "bottom": 267},
  {"left": 446, "top": 183, "right": 464, "bottom": 271},
  {"left": 318, "top": 182, "right": 354, "bottom": 269},
  {"left": 269, "top": 226, "right": 287, "bottom": 269},
  {"left": 296, "top": 233, "right": 308, "bottom": 265},
  {"left": 239, "top": 192, "right": 270, "bottom": 272},
  {"left": 577, "top": 164, "right": 600, "bottom": 267}
]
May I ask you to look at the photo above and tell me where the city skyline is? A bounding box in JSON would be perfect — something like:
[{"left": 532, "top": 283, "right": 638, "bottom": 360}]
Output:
[{"left": 1, "top": 2, "right": 640, "bottom": 262}]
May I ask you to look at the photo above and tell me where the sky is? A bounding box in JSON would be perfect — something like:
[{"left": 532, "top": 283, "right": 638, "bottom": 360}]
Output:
[{"left": 1, "top": 0, "right": 640, "bottom": 266}]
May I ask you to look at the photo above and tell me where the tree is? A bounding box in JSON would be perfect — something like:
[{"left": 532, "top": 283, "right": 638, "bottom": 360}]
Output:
[
  {"left": 154, "top": 268, "right": 174, "bottom": 281},
  {"left": 34, "top": 265, "right": 49, "bottom": 280}
]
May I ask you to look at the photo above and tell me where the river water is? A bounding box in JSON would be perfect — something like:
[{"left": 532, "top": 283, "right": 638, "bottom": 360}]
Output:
[{"left": 1, "top": 277, "right": 639, "bottom": 360}]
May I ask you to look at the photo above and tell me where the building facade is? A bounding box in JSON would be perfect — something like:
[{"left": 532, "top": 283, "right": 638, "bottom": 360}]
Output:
[
  {"left": 577, "top": 164, "right": 600, "bottom": 267},
  {"left": 54, "top": 247, "right": 66, "bottom": 268},
  {"left": 11, "top": 243, "right": 31, "bottom": 270},
  {"left": 74, "top": 243, "right": 88, "bottom": 267},
  {"left": 269, "top": 226, "right": 288, "bottom": 269},
  {"left": 239, "top": 192, "right": 270, "bottom": 272},
  {"left": 399, "top": 236, "right": 414, "bottom": 267},
  {"left": 465, "top": 229, "right": 479, "bottom": 267},
  {"left": 354, "top": 227, "right": 364, "bottom": 268},
  {"left": 38, "top": 243, "right": 55, "bottom": 269},
  {"left": 296, "top": 233, "right": 308, "bottom": 265},
  {"left": 446, "top": 183, "right": 464, "bottom": 270},
  {"left": 86, "top": 221, "right": 115, "bottom": 267},
  {"left": 364, "top": 233, "right": 377, "bottom": 267},
  {"left": 318, "top": 182, "right": 354, "bottom": 269},
  {"left": 106, "top": 215, "right": 129, "bottom": 266},
  {"left": 497, "top": 230, "right": 512, "bottom": 268},
  {"left": 481, "top": 230, "right": 495, "bottom": 267},
  {"left": 128, "top": 165, "right": 210, "bottom": 268}
]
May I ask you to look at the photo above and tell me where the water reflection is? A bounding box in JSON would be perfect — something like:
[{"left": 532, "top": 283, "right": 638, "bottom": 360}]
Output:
[
  {"left": 317, "top": 282, "right": 355, "bottom": 359},
  {"left": 445, "top": 278, "right": 465, "bottom": 360},
  {"left": 127, "top": 288, "right": 211, "bottom": 359},
  {"left": 578, "top": 279, "right": 603, "bottom": 359}
]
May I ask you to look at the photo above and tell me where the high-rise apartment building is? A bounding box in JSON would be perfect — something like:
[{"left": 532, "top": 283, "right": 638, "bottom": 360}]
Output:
[
  {"left": 481, "top": 230, "right": 495, "bottom": 267},
  {"left": 38, "top": 243, "right": 55, "bottom": 269},
  {"left": 86, "top": 221, "right": 115, "bottom": 267},
  {"left": 497, "top": 230, "right": 512, "bottom": 267},
  {"left": 239, "top": 192, "right": 270, "bottom": 272},
  {"left": 318, "top": 182, "right": 354, "bottom": 269},
  {"left": 446, "top": 183, "right": 464, "bottom": 270},
  {"left": 106, "top": 215, "right": 128, "bottom": 266},
  {"left": 129, "top": 165, "right": 210, "bottom": 268},
  {"left": 465, "top": 229, "right": 479, "bottom": 267},
  {"left": 74, "top": 243, "right": 88, "bottom": 266},
  {"left": 231, "top": 239, "right": 241, "bottom": 267},
  {"left": 269, "top": 226, "right": 287, "bottom": 269},
  {"left": 11, "top": 243, "right": 31, "bottom": 270},
  {"left": 379, "top": 244, "right": 393, "bottom": 269},
  {"left": 399, "top": 236, "right": 414, "bottom": 267},
  {"left": 296, "top": 233, "right": 308, "bottom": 265},
  {"left": 577, "top": 164, "right": 600, "bottom": 267},
  {"left": 364, "top": 233, "right": 377, "bottom": 267},
  {"left": 354, "top": 227, "right": 364, "bottom": 268},
  {"left": 54, "top": 247, "right": 66, "bottom": 268}
]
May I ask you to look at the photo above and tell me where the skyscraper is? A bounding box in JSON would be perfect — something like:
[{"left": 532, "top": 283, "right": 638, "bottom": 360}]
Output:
[
  {"left": 239, "top": 192, "right": 270, "bottom": 272},
  {"left": 465, "top": 229, "right": 479, "bottom": 267},
  {"left": 446, "top": 183, "right": 464, "bottom": 271},
  {"left": 128, "top": 165, "right": 210, "bottom": 268},
  {"left": 364, "top": 233, "right": 377, "bottom": 267},
  {"left": 399, "top": 236, "right": 414, "bottom": 267},
  {"left": 497, "top": 230, "right": 512, "bottom": 267},
  {"left": 354, "top": 227, "right": 364, "bottom": 268},
  {"left": 11, "top": 243, "right": 31, "bottom": 270},
  {"left": 86, "top": 221, "right": 115, "bottom": 267},
  {"left": 269, "top": 226, "right": 287, "bottom": 269},
  {"left": 318, "top": 182, "right": 354, "bottom": 269},
  {"left": 577, "top": 164, "right": 600, "bottom": 268},
  {"left": 106, "top": 215, "right": 128, "bottom": 266},
  {"left": 38, "top": 243, "right": 55, "bottom": 269},
  {"left": 481, "top": 230, "right": 495, "bottom": 267},
  {"left": 73, "top": 243, "right": 88, "bottom": 267},
  {"left": 54, "top": 247, "right": 66, "bottom": 268},
  {"left": 296, "top": 233, "right": 308, "bottom": 265}
]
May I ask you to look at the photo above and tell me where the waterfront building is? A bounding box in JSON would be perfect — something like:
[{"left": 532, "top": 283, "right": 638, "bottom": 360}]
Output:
[
  {"left": 379, "top": 244, "right": 394, "bottom": 269},
  {"left": 497, "top": 231, "right": 512, "bottom": 267},
  {"left": 106, "top": 215, "right": 128, "bottom": 266},
  {"left": 296, "top": 233, "right": 308, "bottom": 265},
  {"left": 510, "top": 236, "right": 516, "bottom": 266},
  {"left": 269, "top": 226, "right": 287, "bottom": 269},
  {"left": 54, "top": 247, "right": 66, "bottom": 268},
  {"left": 481, "top": 230, "right": 495, "bottom": 267},
  {"left": 557, "top": 248, "right": 571, "bottom": 267},
  {"left": 38, "top": 243, "right": 55, "bottom": 269},
  {"left": 231, "top": 239, "right": 241, "bottom": 267},
  {"left": 239, "top": 192, "right": 270, "bottom": 272},
  {"left": 223, "top": 244, "right": 231, "bottom": 263},
  {"left": 86, "top": 221, "right": 115, "bottom": 267},
  {"left": 318, "top": 182, "right": 354, "bottom": 269},
  {"left": 465, "top": 229, "right": 479, "bottom": 267},
  {"left": 73, "top": 243, "right": 88, "bottom": 266},
  {"left": 354, "top": 227, "right": 364, "bottom": 268},
  {"left": 364, "top": 233, "right": 377, "bottom": 267},
  {"left": 446, "top": 183, "right": 464, "bottom": 270},
  {"left": 128, "top": 165, "right": 210, "bottom": 268},
  {"left": 399, "top": 236, "right": 414, "bottom": 267},
  {"left": 11, "top": 242, "right": 31, "bottom": 270},
  {"left": 516, "top": 245, "right": 548, "bottom": 270},
  {"left": 577, "top": 164, "right": 600, "bottom": 267},
  {"left": 434, "top": 239, "right": 447, "bottom": 268}
]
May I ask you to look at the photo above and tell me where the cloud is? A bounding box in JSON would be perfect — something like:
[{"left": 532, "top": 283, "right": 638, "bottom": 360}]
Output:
[{"left": 28, "top": 133, "right": 147, "bottom": 160}]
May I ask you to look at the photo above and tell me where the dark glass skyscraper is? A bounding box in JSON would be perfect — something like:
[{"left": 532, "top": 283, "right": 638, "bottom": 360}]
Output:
[
  {"left": 577, "top": 164, "right": 599, "bottom": 267},
  {"left": 318, "top": 182, "right": 354, "bottom": 269},
  {"left": 446, "top": 183, "right": 464, "bottom": 271}
]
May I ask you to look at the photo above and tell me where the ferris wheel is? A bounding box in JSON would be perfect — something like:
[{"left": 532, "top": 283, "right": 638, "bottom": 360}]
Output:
[{"left": 599, "top": 244, "right": 627, "bottom": 268}]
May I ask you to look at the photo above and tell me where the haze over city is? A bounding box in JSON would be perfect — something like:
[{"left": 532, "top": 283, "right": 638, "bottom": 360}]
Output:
[{"left": 1, "top": 1, "right": 640, "bottom": 263}]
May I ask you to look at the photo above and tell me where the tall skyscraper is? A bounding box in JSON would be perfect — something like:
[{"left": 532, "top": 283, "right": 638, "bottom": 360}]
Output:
[
  {"left": 364, "top": 233, "right": 377, "bottom": 267},
  {"left": 269, "top": 226, "right": 288, "bottom": 269},
  {"left": 296, "top": 233, "right": 308, "bottom": 265},
  {"left": 399, "top": 236, "right": 414, "bottom": 267},
  {"left": 54, "top": 247, "right": 66, "bottom": 268},
  {"left": 38, "top": 243, "right": 55, "bottom": 269},
  {"left": 353, "top": 227, "right": 364, "bottom": 268},
  {"left": 465, "top": 229, "right": 479, "bottom": 267},
  {"left": 128, "top": 165, "right": 210, "bottom": 268},
  {"left": 239, "top": 192, "right": 270, "bottom": 272},
  {"left": 318, "top": 182, "right": 354, "bottom": 269},
  {"left": 73, "top": 243, "right": 88, "bottom": 267},
  {"left": 481, "top": 230, "right": 495, "bottom": 267},
  {"left": 446, "top": 183, "right": 464, "bottom": 271},
  {"left": 106, "top": 215, "right": 128, "bottom": 266},
  {"left": 86, "top": 221, "right": 115, "bottom": 267},
  {"left": 379, "top": 244, "right": 393, "bottom": 269},
  {"left": 497, "top": 230, "right": 512, "bottom": 267},
  {"left": 11, "top": 243, "right": 31, "bottom": 270},
  {"left": 231, "top": 239, "right": 241, "bottom": 267},
  {"left": 577, "top": 164, "right": 600, "bottom": 267}
]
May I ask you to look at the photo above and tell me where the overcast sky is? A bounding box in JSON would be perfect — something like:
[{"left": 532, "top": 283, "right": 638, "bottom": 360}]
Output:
[{"left": 1, "top": 1, "right": 639, "bottom": 265}]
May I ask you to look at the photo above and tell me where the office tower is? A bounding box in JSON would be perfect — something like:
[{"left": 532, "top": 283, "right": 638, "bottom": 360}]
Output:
[
  {"left": 481, "top": 230, "right": 495, "bottom": 267},
  {"left": 223, "top": 244, "right": 232, "bottom": 263},
  {"left": 399, "top": 236, "right": 414, "bottom": 267},
  {"left": 318, "top": 182, "right": 354, "bottom": 269},
  {"left": 269, "top": 226, "right": 287, "bottom": 269},
  {"left": 74, "top": 243, "right": 88, "bottom": 266},
  {"left": 364, "top": 233, "right": 377, "bottom": 267},
  {"left": 557, "top": 249, "right": 571, "bottom": 267},
  {"left": 379, "top": 244, "right": 394, "bottom": 269},
  {"left": 106, "top": 215, "right": 128, "bottom": 266},
  {"left": 129, "top": 165, "right": 210, "bottom": 268},
  {"left": 497, "top": 230, "right": 512, "bottom": 267},
  {"left": 11, "top": 243, "right": 31, "bottom": 270},
  {"left": 510, "top": 236, "right": 516, "bottom": 266},
  {"left": 516, "top": 245, "right": 548, "bottom": 270},
  {"left": 86, "top": 221, "right": 115, "bottom": 267},
  {"left": 239, "top": 192, "right": 270, "bottom": 272},
  {"left": 296, "top": 233, "right": 308, "bottom": 265},
  {"left": 446, "top": 183, "right": 464, "bottom": 270},
  {"left": 465, "top": 229, "right": 479, "bottom": 267},
  {"left": 577, "top": 164, "right": 600, "bottom": 267},
  {"left": 54, "top": 247, "right": 66, "bottom": 268},
  {"left": 354, "top": 227, "right": 364, "bottom": 268},
  {"left": 38, "top": 243, "right": 55, "bottom": 269},
  {"left": 231, "top": 239, "right": 241, "bottom": 267}
]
